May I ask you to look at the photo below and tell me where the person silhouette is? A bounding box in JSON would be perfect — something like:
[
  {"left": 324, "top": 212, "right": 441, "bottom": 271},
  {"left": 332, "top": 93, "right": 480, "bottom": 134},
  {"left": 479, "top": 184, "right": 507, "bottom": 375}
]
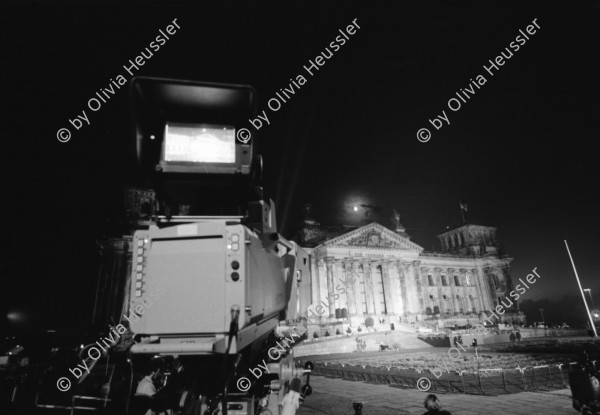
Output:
[{"left": 423, "top": 394, "right": 451, "bottom": 415}]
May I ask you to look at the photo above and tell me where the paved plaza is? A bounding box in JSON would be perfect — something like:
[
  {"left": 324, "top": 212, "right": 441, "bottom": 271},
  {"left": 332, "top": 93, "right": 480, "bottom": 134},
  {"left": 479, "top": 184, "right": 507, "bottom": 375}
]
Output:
[{"left": 298, "top": 374, "right": 576, "bottom": 415}]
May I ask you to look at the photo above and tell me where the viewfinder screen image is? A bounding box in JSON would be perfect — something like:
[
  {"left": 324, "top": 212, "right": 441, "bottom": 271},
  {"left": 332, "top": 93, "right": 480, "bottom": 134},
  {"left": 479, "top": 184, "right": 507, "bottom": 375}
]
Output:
[{"left": 163, "top": 123, "right": 236, "bottom": 163}]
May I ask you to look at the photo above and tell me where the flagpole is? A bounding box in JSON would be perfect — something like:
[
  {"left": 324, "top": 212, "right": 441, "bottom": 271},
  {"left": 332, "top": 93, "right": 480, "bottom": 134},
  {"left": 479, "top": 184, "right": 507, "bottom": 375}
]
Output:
[
  {"left": 564, "top": 240, "right": 598, "bottom": 337},
  {"left": 460, "top": 203, "right": 466, "bottom": 224}
]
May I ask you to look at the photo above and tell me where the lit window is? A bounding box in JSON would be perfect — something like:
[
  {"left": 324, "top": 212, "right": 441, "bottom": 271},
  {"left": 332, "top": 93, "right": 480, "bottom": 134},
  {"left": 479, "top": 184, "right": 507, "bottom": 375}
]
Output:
[{"left": 493, "top": 275, "right": 500, "bottom": 288}]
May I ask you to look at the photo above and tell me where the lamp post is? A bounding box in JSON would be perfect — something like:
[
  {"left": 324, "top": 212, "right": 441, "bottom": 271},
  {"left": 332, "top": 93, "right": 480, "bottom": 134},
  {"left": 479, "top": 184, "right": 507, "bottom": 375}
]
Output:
[
  {"left": 564, "top": 240, "right": 598, "bottom": 337},
  {"left": 584, "top": 289, "right": 595, "bottom": 308}
]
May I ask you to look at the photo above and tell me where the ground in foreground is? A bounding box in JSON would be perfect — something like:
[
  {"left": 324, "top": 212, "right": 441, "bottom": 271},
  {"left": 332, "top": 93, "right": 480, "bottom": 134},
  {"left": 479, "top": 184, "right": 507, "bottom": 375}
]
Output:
[{"left": 298, "top": 375, "right": 575, "bottom": 415}]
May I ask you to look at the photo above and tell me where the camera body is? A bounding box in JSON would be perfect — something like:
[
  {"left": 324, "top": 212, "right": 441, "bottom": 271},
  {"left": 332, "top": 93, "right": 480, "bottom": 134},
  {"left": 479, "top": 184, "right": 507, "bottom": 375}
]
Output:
[
  {"left": 128, "top": 215, "right": 305, "bottom": 356},
  {"left": 121, "top": 77, "right": 312, "bottom": 414}
]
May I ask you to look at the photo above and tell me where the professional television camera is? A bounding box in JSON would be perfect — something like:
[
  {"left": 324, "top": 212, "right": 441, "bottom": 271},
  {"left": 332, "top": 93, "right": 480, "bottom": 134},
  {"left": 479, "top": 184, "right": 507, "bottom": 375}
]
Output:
[{"left": 124, "top": 77, "right": 312, "bottom": 415}]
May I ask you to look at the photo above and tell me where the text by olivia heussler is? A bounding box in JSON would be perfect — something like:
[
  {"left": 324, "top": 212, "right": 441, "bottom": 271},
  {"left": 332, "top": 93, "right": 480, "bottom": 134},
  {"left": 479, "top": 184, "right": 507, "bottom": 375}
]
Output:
[
  {"left": 486, "top": 267, "right": 542, "bottom": 324},
  {"left": 235, "top": 325, "right": 306, "bottom": 392},
  {"left": 416, "top": 17, "right": 540, "bottom": 143},
  {"left": 56, "top": 18, "right": 181, "bottom": 143},
  {"left": 55, "top": 290, "right": 160, "bottom": 392},
  {"left": 236, "top": 18, "right": 360, "bottom": 144},
  {"left": 416, "top": 323, "right": 487, "bottom": 392}
]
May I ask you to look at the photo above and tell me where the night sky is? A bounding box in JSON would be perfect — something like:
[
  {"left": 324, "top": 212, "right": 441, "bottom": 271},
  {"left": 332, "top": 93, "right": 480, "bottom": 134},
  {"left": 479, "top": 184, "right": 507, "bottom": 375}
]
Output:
[{"left": 2, "top": 1, "right": 599, "bottom": 339}]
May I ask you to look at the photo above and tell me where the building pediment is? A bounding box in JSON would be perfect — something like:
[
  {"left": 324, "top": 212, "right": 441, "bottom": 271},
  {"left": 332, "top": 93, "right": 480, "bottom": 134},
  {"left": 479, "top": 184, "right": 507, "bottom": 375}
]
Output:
[{"left": 319, "top": 222, "right": 423, "bottom": 252}]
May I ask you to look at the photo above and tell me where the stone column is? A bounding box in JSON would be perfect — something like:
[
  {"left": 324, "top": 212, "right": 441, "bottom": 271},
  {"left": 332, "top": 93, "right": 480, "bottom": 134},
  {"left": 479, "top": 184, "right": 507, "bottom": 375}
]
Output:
[
  {"left": 459, "top": 269, "right": 469, "bottom": 312},
  {"left": 363, "top": 261, "right": 375, "bottom": 315},
  {"left": 476, "top": 264, "right": 495, "bottom": 311},
  {"left": 325, "top": 258, "right": 336, "bottom": 317},
  {"left": 388, "top": 260, "right": 402, "bottom": 316},
  {"left": 486, "top": 267, "right": 499, "bottom": 307},
  {"left": 343, "top": 259, "right": 356, "bottom": 316},
  {"left": 352, "top": 261, "right": 364, "bottom": 316},
  {"left": 490, "top": 267, "right": 500, "bottom": 292},
  {"left": 315, "top": 259, "right": 327, "bottom": 324},
  {"left": 412, "top": 260, "right": 423, "bottom": 315},
  {"left": 370, "top": 262, "right": 382, "bottom": 315},
  {"left": 334, "top": 260, "right": 347, "bottom": 311},
  {"left": 434, "top": 267, "right": 444, "bottom": 314},
  {"left": 406, "top": 262, "right": 416, "bottom": 314},
  {"left": 382, "top": 261, "right": 394, "bottom": 315},
  {"left": 448, "top": 268, "right": 457, "bottom": 313},
  {"left": 471, "top": 268, "right": 486, "bottom": 312},
  {"left": 397, "top": 260, "right": 409, "bottom": 316},
  {"left": 310, "top": 256, "right": 320, "bottom": 308},
  {"left": 422, "top": 266, "right": 433, "bottom": 314}
]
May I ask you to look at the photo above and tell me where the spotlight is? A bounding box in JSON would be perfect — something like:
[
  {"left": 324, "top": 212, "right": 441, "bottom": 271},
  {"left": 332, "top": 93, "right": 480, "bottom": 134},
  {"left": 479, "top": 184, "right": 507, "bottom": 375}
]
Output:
[{"left": 353, "top": 206, "right": 358, "bottom": 212}]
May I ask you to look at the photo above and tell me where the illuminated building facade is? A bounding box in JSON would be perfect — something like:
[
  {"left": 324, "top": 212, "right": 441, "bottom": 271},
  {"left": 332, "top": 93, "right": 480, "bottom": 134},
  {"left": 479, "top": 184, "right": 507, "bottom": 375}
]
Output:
[{"left": 296, "top": 215, "right": 525, "bottom": 328}]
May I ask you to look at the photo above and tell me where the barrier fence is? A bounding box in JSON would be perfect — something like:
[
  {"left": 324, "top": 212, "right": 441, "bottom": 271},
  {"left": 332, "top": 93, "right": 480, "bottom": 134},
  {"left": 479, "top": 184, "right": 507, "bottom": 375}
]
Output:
[{"left": 302, "top": 360, "right": 599, "bottom": 395}]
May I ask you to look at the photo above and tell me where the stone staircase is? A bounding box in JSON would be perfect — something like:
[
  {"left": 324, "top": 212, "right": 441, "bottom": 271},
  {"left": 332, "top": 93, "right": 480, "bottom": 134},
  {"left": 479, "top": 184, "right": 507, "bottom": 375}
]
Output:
[{"left": 295, "top": 331, "right": 432, "bottom": 356}]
